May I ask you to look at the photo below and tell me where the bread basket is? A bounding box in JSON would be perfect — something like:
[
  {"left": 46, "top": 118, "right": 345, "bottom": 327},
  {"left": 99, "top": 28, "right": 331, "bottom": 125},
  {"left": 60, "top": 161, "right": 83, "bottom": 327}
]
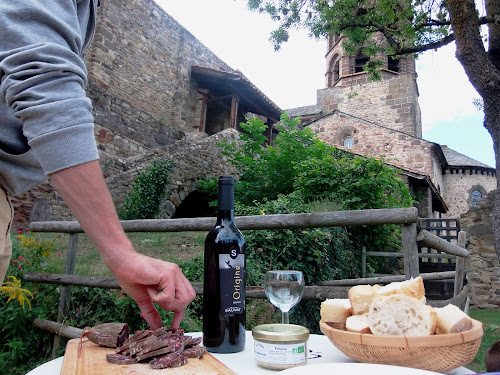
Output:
[{"left": 319, "top": 319, "right": 483, "bottom": 372}]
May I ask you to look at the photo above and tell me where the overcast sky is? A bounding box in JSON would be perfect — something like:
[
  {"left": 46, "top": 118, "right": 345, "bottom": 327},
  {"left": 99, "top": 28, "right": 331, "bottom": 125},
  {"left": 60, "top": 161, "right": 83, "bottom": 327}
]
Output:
[{"left": 155, "top": 0, "right": 495, "bottom": 168}]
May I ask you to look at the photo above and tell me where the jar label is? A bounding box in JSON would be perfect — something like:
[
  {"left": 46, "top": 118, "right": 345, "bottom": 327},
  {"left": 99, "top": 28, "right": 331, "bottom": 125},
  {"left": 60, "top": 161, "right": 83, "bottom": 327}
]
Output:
[
  {"left": 219, "top": 252, "right": 245, "bottom": 314},
  {"left": 254, "top": 341, "right": 306, "bottom": 365}
]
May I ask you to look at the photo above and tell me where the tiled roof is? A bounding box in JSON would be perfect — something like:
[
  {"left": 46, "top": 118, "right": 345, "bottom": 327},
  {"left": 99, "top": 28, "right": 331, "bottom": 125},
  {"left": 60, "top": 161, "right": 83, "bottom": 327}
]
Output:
[
  {"left": 441, "top": 145, "right": 494, "bottom": 169},
  {"left": 285, "top": 105, "right": 323, "bottom": 117}
]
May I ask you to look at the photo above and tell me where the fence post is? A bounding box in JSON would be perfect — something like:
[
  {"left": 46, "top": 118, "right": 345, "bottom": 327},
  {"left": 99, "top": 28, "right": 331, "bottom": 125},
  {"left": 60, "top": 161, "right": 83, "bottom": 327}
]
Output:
[
  {"left": 402, "top": 223, "right": 419, "bottom": 279},
  {"left": 453, "top": 231, "right": 467, "bottom": 297},
  {"left": 361, "top": 247, "right": 366, "bottom": 278},
  {"left": 51, "top": 233, "right": 79, "bottom": 358}
]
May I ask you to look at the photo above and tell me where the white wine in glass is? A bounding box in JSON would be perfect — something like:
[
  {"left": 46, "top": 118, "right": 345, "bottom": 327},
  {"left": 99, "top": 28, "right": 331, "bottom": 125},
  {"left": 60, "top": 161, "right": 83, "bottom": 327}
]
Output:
[{"left": 264, "top": 270, "right": 305, "bottom": 324}]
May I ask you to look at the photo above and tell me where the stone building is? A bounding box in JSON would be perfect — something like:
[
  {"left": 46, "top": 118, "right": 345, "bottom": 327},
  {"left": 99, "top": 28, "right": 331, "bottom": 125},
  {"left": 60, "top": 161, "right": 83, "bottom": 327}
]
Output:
[
  {"left": 11, "top": 0, "right": 495, "bottom": 227},
  {"left": 12, "top": 0, "right": 281, "bottom": 225},
  {"left": 288, "top": 33, "right": 496, "bottom": 219}
]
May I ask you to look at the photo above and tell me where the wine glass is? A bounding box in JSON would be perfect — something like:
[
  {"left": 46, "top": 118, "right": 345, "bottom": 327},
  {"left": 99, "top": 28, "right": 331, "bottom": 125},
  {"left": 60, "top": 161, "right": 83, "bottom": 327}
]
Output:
[{"left": 264, "top": 270, "right": 305, "bottom": 324}]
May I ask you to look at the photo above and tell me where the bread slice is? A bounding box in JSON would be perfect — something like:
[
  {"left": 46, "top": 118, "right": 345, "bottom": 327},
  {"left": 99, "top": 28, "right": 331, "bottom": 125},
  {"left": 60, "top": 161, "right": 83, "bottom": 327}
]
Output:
[
  {"left": 348, "top": 284, "right": 377, "bottom": 315},
  {"left": 320, "top": 298, "right": 352, "bottom": 328},
  {"left": 376, "top": 276, "right": 425, "bottom": 301},
  {"left": 368, "top": 294, "right": 437, "bottom": 336},
  {"left": 434, "top": 304, "right": 472, "bottom": 334},
  {"left": 345, "top": 313, "right": 371, "bottom": 334}
]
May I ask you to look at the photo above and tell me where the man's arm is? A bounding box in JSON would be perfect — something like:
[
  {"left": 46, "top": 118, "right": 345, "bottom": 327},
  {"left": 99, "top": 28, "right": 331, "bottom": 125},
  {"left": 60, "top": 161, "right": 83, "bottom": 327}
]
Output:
[{"left": 49, "top": 160, "right": 196, "bottom": 329}]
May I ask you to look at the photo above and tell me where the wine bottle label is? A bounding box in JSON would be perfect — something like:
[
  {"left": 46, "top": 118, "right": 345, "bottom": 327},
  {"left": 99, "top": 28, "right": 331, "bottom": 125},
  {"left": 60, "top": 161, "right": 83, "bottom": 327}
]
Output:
[{"left": 218, "top": 250, "right": 245, "bottom": 315}]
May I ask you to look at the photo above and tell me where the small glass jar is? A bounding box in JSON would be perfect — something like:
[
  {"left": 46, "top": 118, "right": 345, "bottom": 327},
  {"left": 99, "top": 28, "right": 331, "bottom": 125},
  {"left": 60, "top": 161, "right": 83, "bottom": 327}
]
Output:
[{"left": 252, "top": 324, "right": 310, "bottom": 370}]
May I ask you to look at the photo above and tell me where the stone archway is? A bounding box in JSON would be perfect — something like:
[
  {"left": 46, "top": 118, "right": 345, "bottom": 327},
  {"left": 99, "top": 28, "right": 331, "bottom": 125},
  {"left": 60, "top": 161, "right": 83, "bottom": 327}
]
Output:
[{"left": 105, "top": 129, "right": 240, "bottom": 219}]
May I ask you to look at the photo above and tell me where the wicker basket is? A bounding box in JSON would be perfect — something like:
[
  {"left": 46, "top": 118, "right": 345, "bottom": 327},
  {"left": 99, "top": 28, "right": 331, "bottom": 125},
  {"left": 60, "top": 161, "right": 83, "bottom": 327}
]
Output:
[{"left": 319, "top": 319, "right": 483, "bottom": 373}]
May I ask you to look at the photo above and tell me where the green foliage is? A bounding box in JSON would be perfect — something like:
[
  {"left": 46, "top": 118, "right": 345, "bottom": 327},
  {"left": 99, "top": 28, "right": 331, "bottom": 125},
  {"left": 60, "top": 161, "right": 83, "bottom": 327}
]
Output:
[
  {"left": 237, "top": 194, "right": 358, "bottom": 333},
  {"left": 0, "top": 232, "right": 60, "bottom": 375},
  {"left": 246, "top": 0, "right": 453, "bottom": 72},
  {"left": 119, "top": 159, "right": 174, "bottom": 220},
  {"left": 217, "top": 114, "right": 413, "bottom": 273},
  {"left": 468, "top": 309, "right": 500, "bottom": 374},
  {"left": 219, "top": 113, "right": 348, "bottom": 205}
]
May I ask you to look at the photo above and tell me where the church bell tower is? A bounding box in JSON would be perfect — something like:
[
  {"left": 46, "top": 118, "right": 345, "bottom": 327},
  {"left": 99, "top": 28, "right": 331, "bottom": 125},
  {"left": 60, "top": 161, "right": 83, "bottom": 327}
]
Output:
[{"left": 318, "top": 34, "right": 422, "bottom": 139}]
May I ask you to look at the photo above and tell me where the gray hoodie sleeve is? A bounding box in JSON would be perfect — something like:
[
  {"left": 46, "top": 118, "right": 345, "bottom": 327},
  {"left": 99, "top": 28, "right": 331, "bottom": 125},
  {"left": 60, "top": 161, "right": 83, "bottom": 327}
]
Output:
[{"left": 0, "top": 0, "right": 99, "bottom": 175}]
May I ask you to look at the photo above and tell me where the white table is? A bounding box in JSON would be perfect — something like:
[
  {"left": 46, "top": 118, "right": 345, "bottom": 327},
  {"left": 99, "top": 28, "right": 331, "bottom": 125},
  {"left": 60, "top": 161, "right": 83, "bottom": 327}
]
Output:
[{"left": 27, "top": 331, "right": 475, "bottom": 375}]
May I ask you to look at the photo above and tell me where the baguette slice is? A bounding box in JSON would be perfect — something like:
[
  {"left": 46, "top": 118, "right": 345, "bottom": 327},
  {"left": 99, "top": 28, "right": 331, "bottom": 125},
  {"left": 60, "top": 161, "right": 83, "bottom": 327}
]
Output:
[
  {"left": 368, "top": 294, "right": 437, "bottom": 336},
  {"left": 345, "top": 313, "right": 371, "bottom": 334},
  {"left": 348, "top": 284, "right": 377, "bottom": 315},
  {"left": 434, "top": 304, "right": 472, "bottom": 334},
  {"left": 320, "top": 298, "right": 352, "bottom": 329},
  {"left": 376, "top": 276, "right": 425, "bottom": 301}
]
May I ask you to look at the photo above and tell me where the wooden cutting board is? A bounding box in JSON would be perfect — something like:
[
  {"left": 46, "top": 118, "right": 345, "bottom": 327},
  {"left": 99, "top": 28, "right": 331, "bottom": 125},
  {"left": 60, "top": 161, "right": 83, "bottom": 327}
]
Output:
[{"left": 61, "top": 338, "right": 237, "bottom": 375}]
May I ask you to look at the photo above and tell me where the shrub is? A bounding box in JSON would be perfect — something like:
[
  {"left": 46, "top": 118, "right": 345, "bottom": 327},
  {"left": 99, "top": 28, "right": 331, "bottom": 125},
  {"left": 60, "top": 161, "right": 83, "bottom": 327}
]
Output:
[
  {"left": 119, "top": 159, "right": 174, "bottom": 220},
  {"left": 216, "top": 114, "right": 414, "bottom": 274},
  {"left": 0, "top": 231, "right": 60, "bottom": 375}
]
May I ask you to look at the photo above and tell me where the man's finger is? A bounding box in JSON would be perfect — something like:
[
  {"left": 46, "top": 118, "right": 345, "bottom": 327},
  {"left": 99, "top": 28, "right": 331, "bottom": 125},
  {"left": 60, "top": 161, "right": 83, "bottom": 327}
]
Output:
[
  {"left": 138, "top": 292, "right": 162, "bottom": 330},
  {"left": 171, "top": 309, "right": 185, "bottom": 330}
]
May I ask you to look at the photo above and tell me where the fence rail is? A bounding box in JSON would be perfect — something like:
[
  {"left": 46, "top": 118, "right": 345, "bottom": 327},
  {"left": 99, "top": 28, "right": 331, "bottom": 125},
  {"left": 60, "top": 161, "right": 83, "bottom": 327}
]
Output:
[{"left": 24, "top": 207, "right": 470, "bottom": 356}]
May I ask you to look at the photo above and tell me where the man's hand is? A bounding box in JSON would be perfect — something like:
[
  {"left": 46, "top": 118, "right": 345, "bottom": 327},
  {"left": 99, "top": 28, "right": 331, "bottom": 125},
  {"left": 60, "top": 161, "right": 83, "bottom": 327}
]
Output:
[
  {"left": 109, "top": 252, "right": 196, "bottom": 329},
  {"left": 49, "top": 160, "right": 196, "bottom": 329}
]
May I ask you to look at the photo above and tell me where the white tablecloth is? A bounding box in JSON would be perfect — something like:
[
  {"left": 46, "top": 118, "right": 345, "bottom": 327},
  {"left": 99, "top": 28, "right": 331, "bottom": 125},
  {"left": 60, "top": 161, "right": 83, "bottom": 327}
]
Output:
[{"left": 27, "top": 331, "right": 475, "bottom": 375}]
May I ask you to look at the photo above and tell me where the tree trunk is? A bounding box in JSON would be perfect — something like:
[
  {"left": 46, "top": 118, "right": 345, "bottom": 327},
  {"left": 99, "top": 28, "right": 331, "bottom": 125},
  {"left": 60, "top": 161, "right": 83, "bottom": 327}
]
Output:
[{"left": 447, "top": 0, "right": 500, "bottom": 260}]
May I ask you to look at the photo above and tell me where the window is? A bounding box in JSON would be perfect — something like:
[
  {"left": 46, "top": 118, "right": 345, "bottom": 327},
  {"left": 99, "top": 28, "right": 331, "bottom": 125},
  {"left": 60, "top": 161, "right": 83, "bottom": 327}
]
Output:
[
  {"left": 343, "top": 136, "right": 353, "bottom": 149},
  {"left": 388, "top": 56, "right": 400, "bottom": 72},
  {"left": 354, "top": 55, "right": 369, "bottom": 73},
  {"left": 471, "top": 190, "right": 482, "bottom": 207}
]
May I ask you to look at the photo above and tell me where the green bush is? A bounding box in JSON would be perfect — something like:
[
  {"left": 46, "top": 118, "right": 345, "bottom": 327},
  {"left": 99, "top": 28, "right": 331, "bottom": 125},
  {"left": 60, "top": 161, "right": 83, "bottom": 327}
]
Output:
[
  {"left": 119, "top": 159, "right": 174, "bottom": 220},
  {"left": 0, "top": 231, "right": 60, "bottom": 375},
  {"left": 237, "top": 194, "right": 357, "bottom": 333}
]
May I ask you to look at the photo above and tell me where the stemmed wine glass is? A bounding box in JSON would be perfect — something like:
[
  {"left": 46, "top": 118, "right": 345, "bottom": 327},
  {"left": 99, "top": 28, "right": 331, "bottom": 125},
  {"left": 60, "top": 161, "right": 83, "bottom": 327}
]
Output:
[{"left": 264, "top": 270, "right": 305, "bottom": 324}]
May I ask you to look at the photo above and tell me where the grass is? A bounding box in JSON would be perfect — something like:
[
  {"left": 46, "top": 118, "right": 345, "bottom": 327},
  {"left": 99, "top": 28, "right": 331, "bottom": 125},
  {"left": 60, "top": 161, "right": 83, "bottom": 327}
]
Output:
[
  {"left": 22, "top": 232, "right": 500, "bottom": 373},
  {"left": 468, "top": 309, "right": 500, "bottom": 374},
  {"left": 47, "top": 231, "right": 205, "bottom": 276}
]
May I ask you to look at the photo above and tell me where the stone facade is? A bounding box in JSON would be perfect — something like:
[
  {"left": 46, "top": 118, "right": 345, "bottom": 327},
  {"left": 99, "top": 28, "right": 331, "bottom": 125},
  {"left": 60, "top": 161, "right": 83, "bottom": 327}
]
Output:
[
  {"left": 317, "top": 74, "right": 422, "bottom": 138},
  {"left": 307, "top": 111, "right": 443, "bottom": 195},
  {"left": 11, "top": 0, "right": 273, "bottom": 225},
  {"left": 106, "top": 129, "right": 240, "bottom": 213},
  {"left": 84, "top": 0, "right": 234, "bottom": 175},
  {"left": 442, "top": 168, "right": 497, "bottom": 219},
  {"left": 461, "top": 190, "right": 500, "bottom": 308}
]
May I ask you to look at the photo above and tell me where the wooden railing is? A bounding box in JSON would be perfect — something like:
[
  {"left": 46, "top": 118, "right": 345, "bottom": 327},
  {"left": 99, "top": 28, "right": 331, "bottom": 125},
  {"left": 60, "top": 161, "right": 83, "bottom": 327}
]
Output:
[{"left": 24, "top": 207, "right": 470, "bottom": 354}]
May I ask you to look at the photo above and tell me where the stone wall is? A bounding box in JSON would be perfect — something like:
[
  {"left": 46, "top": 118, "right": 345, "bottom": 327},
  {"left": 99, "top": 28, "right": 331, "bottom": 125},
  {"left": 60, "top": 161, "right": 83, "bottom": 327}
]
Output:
[
  {"left": 307, "top": 111, "right": 442, "bottom": 190},
  {"left": 11, "top": 0, "right": 241, "bottom": 225},
  {"left": 105, "top": 129, "right": 240, "bottom": 214},
  {"left": 461, "top": 190, "right": 500, "bottom": 308},
  {"left": 84, "top": 0, "right": 234, "bottom": 166},
  {"left": 442, "top": 169, "right": 497, "bottom": 218},
  {"left": 12, "top": 130, "right": 240, "bottom": 226},
  {"left": 317, "top": 74, "right": 421, "bottom": 138}
]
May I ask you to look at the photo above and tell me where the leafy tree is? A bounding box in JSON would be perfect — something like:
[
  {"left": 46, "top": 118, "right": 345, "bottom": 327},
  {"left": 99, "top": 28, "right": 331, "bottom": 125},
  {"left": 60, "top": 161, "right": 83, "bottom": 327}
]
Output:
[
  {"left": 219, "top": 113, "right": 347, "bottom": 204},
  {"left": 245, "top": 0, "right": 500, "bottom": 259},
  {"left": 216, "top": 114, "right": 413, "bottom": 275}
]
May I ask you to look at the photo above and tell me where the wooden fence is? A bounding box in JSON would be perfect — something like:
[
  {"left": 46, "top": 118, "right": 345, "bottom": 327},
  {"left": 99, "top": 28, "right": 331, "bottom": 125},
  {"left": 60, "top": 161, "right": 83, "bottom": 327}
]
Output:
[{"left": 23, "top": 207, "right": 470, "bottom": 355}]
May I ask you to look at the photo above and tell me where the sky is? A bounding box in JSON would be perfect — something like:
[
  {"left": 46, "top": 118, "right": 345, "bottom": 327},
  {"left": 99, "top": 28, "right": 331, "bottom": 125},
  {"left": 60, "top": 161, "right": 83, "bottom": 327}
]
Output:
[{"left": 155, "top": 0, "right": 495, "bottom": 168}]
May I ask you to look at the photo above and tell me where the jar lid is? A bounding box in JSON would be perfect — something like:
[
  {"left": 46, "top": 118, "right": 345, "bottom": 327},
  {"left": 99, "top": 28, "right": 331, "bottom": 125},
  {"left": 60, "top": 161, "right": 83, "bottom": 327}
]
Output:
[{"left": 252, "top": 324, "right": 310, "bottom": 342}]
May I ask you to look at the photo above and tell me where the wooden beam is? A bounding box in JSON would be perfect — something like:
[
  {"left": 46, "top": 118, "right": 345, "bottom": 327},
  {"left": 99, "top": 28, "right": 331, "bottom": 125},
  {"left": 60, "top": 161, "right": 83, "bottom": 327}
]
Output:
[
  {"left": 454, "top": 231, "right": 467, "bottom": 296},
  {"left": 319, "top": 271, "right": 456, "bottom": 286},
  {"left": 230, "top": 95, "right": 239, "bottom": 129},
  {"left": 29, "top": 207, "right": 419, "bottom": 233},
  {"left": 402, "top": 223, "right": 419, "bottom": 279},
  {"left": 24, "top": 273, "right": 350, "bottom": 301},
  {"left": 417, "top": 229, "right": 469, "bottom": 257}
]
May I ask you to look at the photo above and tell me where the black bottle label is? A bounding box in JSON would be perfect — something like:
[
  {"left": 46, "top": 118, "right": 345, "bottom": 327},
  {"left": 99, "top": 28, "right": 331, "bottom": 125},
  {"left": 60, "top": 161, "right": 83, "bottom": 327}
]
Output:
[{"left": 219, "top": 250, "right": 245, "bottom": 314}]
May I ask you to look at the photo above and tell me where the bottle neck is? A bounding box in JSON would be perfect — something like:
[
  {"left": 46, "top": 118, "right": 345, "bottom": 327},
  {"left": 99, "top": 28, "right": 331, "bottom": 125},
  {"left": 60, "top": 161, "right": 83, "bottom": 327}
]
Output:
[{"left": 217, "top": 180, "right": 235, "bottom": 223}]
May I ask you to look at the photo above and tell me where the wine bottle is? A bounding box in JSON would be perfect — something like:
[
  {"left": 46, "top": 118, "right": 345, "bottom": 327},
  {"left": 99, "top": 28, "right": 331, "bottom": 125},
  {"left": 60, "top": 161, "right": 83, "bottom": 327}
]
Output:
[{"left": 202, "top": 176, "right": 246, "bottom": 353}]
